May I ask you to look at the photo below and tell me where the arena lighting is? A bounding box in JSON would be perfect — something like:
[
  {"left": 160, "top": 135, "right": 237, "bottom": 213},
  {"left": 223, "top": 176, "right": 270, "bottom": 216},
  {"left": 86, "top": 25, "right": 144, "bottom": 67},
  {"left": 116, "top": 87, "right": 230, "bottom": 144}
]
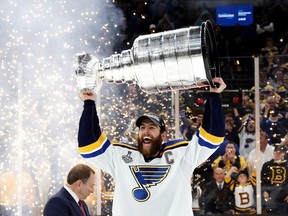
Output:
[
  {"left": 187, "top": 89, "right": 243, "bottom": 109},
  {"left": 196, "top": 97, "right": 205, "bottom": 105},
  {"left": 194, "top": 94, "right": 241, "bottom": 107},
  {"left": 233, "top": 96, "right": 240, "bottom": 104}
]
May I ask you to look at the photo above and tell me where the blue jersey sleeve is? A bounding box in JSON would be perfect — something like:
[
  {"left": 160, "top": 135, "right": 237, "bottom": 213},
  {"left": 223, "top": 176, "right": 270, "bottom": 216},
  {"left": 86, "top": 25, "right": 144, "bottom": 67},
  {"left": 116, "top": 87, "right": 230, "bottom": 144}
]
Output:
[{"left": 78, "top": 100, "right": 102, "bottom": 147}]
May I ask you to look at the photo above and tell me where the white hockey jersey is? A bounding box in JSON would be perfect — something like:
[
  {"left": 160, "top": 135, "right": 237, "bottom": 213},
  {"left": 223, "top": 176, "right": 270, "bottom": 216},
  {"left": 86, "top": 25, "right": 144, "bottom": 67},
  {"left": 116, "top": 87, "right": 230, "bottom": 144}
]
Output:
[{"left": 78, "top": 93, "right": 225, "bottom": 216}]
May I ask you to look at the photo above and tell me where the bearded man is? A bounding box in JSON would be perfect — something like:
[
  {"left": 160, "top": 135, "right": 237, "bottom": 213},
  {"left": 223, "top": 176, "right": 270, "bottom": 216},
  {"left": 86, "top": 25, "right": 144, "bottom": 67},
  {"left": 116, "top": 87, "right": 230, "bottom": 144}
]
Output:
[{"left": 77, "top": 77, "right": 226, "bottom": 216}]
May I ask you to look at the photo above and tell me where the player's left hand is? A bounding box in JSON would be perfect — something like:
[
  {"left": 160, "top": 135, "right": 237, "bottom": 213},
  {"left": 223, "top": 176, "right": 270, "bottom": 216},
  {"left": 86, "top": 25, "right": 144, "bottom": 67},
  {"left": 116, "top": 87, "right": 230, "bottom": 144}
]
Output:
[{"left": 209, "top": 77, "right": 226, "bottom": 93}]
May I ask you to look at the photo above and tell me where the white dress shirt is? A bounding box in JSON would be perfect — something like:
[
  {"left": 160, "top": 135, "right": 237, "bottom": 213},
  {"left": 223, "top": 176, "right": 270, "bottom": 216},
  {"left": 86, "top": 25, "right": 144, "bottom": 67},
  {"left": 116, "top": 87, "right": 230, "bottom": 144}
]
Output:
[{"left": 248, "top": 144, "right": 274, "bottom": 169}]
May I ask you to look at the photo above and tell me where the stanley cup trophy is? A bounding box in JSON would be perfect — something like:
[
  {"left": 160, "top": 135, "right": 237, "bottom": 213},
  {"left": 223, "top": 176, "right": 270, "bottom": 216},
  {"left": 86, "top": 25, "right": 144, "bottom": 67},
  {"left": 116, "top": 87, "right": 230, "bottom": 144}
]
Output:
[{"left": 74, "top": 21, "right": 220, "bottom": 94}]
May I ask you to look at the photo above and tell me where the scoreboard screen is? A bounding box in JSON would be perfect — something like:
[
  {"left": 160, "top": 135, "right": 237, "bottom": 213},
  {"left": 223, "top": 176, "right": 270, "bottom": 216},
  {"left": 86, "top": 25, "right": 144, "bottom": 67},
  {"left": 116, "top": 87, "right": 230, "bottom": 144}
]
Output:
[{"left": 216, "top": 4, "right": 253, "bottom": 26}]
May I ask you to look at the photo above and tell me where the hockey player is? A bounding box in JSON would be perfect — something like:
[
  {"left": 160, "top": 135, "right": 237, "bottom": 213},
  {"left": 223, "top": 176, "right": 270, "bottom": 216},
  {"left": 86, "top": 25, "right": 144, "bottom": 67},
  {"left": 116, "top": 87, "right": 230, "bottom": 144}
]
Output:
[{"left": 77, "top": 77, "right": 226, "bottom": 216}]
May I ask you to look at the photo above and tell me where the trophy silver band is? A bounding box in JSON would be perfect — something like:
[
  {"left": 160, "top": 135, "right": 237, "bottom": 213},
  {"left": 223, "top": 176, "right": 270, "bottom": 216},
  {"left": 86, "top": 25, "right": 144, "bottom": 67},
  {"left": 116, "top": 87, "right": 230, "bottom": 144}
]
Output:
[{"left": 74, "top": 21, "right": 220, "bottom": 94}]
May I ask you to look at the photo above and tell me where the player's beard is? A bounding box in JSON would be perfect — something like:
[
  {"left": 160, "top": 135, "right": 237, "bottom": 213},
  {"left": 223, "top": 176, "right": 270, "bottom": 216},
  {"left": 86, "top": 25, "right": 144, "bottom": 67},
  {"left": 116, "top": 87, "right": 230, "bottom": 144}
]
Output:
[{"left": 137, "top": 134, "right": 162, "bottom": 158}]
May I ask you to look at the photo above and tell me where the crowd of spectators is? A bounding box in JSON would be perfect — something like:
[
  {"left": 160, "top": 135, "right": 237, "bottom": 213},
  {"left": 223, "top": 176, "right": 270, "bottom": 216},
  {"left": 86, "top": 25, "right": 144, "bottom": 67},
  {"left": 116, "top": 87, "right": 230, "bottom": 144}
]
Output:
[
  {"left": 110, "top": 0, "right": 288, "bottom": 92},
  {"left": 113, "top": 0, "right": 288, "bottom": 57}
]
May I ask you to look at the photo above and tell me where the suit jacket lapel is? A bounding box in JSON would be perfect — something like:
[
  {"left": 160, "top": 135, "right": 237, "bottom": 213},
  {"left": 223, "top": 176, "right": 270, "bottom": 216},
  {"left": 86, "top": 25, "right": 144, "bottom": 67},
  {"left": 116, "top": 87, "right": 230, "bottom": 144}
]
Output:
[{"left": 61, "top": 187, "right": 86, "bottom": 216}]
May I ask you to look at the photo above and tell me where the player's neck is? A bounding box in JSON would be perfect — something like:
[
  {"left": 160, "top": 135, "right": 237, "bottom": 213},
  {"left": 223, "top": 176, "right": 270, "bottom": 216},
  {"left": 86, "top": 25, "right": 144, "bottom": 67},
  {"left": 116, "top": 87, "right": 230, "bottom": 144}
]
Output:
[{"left": 144, "top": 151, "right": 160, "bottom": 162}]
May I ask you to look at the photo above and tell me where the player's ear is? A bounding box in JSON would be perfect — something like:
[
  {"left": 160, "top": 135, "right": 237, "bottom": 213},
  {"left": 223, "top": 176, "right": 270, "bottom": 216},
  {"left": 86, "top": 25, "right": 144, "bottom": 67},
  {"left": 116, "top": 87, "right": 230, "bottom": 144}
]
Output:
[{"left": 161, "top": 131, "right": 167, "bottom": 139}]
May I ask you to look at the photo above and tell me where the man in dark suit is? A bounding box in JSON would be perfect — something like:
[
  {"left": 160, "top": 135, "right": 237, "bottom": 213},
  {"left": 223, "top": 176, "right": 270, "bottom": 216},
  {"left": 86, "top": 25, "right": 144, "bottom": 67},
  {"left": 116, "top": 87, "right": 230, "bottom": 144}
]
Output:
[
  {"left": 199, "top": 167, "right": 235, "bottom": 214},
  {"left": 44, "top": 163, "right": 96, "bottom": 216}
]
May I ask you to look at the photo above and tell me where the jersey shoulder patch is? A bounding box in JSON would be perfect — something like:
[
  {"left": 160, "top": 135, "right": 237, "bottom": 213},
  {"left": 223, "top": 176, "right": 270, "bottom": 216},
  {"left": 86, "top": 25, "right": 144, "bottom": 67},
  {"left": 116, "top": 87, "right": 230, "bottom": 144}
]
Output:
[
  {"left": 161, "top": 139, "right": 189, "bottom": 152},
  {"left": 112, "top": 142, "right": 138, "bottom": 150}
]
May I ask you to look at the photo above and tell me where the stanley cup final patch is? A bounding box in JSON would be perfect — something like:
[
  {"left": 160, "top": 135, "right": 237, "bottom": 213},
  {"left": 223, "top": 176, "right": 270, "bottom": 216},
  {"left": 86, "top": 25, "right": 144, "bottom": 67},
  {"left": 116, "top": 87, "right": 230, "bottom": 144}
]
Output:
[{"left": 122, "top": 151, "right": 133, "bottom": 163}]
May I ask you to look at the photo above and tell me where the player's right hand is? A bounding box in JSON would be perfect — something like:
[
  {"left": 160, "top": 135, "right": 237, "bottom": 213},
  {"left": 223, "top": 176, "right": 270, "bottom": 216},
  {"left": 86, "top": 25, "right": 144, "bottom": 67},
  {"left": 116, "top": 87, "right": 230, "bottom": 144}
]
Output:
[{"left": 79, "top": 91, "right": 95, "bottom": 101}]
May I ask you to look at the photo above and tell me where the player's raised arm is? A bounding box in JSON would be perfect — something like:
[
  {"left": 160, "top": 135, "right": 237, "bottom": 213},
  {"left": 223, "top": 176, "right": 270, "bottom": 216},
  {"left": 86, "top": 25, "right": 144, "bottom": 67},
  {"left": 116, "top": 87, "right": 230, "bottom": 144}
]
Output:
[
  {"left": 193, "top": 77, "right": 226, "bottom": 165},
  {"left": 201, "top": 77, "right": 226, "bottom": 137},
  {"left": 78, "top": 91, "right": 102, "bottom": 149}
]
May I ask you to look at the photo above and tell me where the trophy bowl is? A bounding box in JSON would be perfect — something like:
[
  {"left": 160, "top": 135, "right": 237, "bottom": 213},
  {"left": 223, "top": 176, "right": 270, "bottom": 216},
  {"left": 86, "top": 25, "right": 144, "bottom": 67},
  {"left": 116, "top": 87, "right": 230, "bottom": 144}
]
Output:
[{"left": 74, "top": 53, "right": 100, "bottom": 92}]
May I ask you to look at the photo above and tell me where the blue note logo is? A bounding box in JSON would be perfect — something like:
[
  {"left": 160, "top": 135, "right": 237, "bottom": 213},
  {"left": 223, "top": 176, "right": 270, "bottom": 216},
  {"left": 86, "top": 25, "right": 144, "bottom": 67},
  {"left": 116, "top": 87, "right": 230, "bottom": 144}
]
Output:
[{"left": 129, "top": 165, "right": 171, "bottom": 202}]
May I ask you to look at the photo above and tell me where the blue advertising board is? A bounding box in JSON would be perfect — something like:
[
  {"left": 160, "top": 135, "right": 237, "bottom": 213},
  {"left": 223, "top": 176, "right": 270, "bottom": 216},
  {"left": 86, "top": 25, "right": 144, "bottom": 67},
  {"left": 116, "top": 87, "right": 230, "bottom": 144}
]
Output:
[{"left": 216, "top": 4, "right": 253, "bottom": 26}]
